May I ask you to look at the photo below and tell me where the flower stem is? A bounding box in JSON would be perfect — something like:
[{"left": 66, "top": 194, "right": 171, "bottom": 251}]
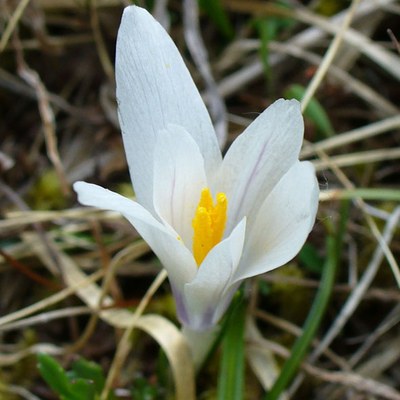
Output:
[{"left": 182, "top": 325, "right": 220, "bottom": 371}]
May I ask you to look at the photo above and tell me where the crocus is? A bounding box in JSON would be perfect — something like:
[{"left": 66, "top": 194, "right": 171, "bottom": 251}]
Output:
[{"left": 73, "top": 6, "right": 319, "bottom": 332}]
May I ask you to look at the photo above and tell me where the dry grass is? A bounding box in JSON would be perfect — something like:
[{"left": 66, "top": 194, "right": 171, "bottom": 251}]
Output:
[{"left": 1, "top": 0, "right": 400, "bottom": 399}]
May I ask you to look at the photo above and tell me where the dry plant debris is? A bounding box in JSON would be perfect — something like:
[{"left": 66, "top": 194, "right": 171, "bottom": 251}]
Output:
[{"left": 1, "top": 0, "right": 400, "bottom": 399}]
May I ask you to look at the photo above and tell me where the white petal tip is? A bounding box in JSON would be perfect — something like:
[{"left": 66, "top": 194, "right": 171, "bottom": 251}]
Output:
[{"left": 72, "top": 181, "right": 85, "bottom": 191}]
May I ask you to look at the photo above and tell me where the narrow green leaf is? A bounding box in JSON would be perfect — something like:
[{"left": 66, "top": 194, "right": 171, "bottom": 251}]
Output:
[
  {"left": 38, "top": 354, "right": 102, "bottom": 400},
  {"left": 131, "top": 376, "right": 161, "bottom": 400},
  {"left": 198, "top": 0, "right": 233, "bottom": 39},
  {"left": 255, "top": 18, "right": 278, "bottom": 81},
  {"left": 71, "top": 358, "right": 105, "bottom": 394},
  {"left": 67, "top": 378, "right": 96, "bottom": 400},
  {"left": 264, "top": 202, "right": 348, "bottom": 399},
  {"left": 285, "top": 84, "right": 335, "bottom": 138},
  {"left": 254, "top": 3, "right": 295, "bottom": 84},
  {"left": 37, "top": 353, "right": 73, "bottom": 398},
  {"left": 217, "top": 299, "right": 246, "bottom": 400},
  {"left": 299, "top": 243, "right": 324, "bottom": 274},
  {"left": 324, "top": 188, "right": 400, "bottom": 202}
]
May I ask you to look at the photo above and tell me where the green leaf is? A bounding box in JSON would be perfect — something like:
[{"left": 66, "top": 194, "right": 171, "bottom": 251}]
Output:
[
  {"left": 254, "top": 3, "right": 295, "bottom": 83},
  {"left": 299, "top": 243, "right": 324, "bottom": 274},
  {"left": 217, "top": 299, "right": 247, "bottom": 400},
  {"left": 71, "top": 358, "right": 105, "bottom": 394},
  {"left": 156, "top": 349, "right": 171, "bottom": 394},
  {"left": 285, "top": 84, "right": 335, "bottom": 138},
  {"left": 38, "top": 354, "right": 105, "bottom": 400},
  {"left": 66, "top": 378, "right": 96, "bottom": 400},
  {"left": 324, "top": 188, "right": 400, "bottom": 202},
  {"left": 255, "top": 18, "right": 279, "bottom": 81},
  {"left": 199, "top": 0, "right": 233, "bottom": 39},
  {"left": 264, "top": 201, "right": 348, "bottom": 400},
  {"left": 131, "top": 376, "right": 162, "bottom": 400},
  {"left": 37, "top": 353, "right": 73, "bottom": 398}
]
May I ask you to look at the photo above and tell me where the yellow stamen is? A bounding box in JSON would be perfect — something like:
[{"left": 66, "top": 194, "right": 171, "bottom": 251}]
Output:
[{"left": 192, "top": 188, "right": 228, "bottom": 266}]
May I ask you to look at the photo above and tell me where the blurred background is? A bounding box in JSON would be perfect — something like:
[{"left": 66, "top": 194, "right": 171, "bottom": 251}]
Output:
[{"left": 1, "top": 1, "right": 400, "bottom": 399}]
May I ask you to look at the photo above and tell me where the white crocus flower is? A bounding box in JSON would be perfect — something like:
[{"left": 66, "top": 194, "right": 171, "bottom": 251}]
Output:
[{"left": 73, "top": 6, "right": 319, "bottom": 333}]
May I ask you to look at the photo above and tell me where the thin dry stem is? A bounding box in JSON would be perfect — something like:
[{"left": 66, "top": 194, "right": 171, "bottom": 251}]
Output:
[
  {"left": 0, "top": 270, "right": 104, "bottom": 328},
  {"left": 302, "top": 115, "right": 400, "bottom": 158},
  {"left": 14, "top": 36, "right": 70, "bottom": 196},
  {"left": 101, "top": 269, "right": 168, "bottom": 400},
  {"left": 0, "top": 0, "right": 31, "bottom": 52},
  {"left": 90, "top": 0, "right": 115, "bottom": 81},
  {"left": 183, "top": 0, "right": 228, "bottom": 148},
  {"left": 313, "top": 147, "right": 400, "bottom": 170},
  {"left": 301, "top": 0, "right": 362, "bottom": 112},
  {"left": 288, "top": 207, "right": 400, "bottom": 396},
  {"left": 248, "top": 321, "right": 400, "bottom": 400}
]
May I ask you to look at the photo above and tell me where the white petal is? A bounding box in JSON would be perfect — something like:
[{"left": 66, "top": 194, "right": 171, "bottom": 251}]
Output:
[
  {"left": 116, "top": 6, "right": 221, "bottom": 210},
  {"left": 218, "top": 99, "right": 303, "bottom": 231},
  {"left": 181, "top": 218, "right": 246, "bottom": 330},
  {"left": 233, "top": 161, "right": 319, "bottom": 283},
  {"left": 73, "top": 181, "right": 197, "bottom": 291},
  {"left": 153, "top": 124, "right": 207, "bottom": 248}
]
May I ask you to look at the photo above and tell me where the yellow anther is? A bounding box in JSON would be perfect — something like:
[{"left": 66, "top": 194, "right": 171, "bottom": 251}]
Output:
[
  {"left": 212, "top": 193, "right": 227, "bottom": 244},
  {"left": 198, "top": 187, "right": 213, "bottom": 210},
  {"left": 192, "top": 188, "right": 228, "bottom": 266}
]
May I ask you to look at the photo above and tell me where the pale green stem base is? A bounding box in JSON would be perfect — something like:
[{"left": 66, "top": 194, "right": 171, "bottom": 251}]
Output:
[{"left": 182, "top": 325, "right": 220, "bottom": 371}]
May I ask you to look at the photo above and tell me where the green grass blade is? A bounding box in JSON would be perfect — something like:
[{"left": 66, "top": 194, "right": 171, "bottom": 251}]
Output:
[
  {"left": 71, "top": 358, "right": 105, "bottom": 395},
  {"left": 217, "top": 299, "right": 246, "bottom": 400},
  {"left": 198, "top": 0, "right": 233, "bottom": 39},
  {"left": 255, "top": 18, "right": 278, "bottom": 81},
  {"left": 285, "top": 84, "right": 335, "bottom": 138},
  {"left": 323, "top": 188, "right": 400, "bottom": 202},
  {"left": 37, "top": 353, "right": 73, "bottom": 399},
  {"left": 264, "top": 201, "right": 348, "bottom": 400}
]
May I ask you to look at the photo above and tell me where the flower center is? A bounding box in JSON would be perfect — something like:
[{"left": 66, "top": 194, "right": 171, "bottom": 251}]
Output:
[{"left": 192, "top": 188, "right": 228, "bottom": 266}]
